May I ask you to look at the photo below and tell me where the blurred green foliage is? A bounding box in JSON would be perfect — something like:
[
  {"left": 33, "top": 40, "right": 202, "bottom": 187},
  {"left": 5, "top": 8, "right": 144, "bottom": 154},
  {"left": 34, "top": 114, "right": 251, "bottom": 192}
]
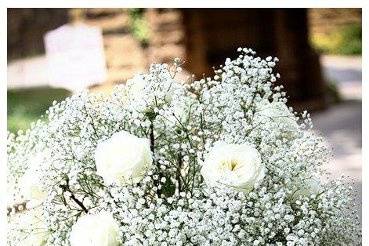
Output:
[
  {"left": 311, "top": 24, "right": 362, "bottom": 55},
  {"left": 7, "top": 87, "right": 70, "bottom": 133},
  {"left": 128, "top": 9, "right": 149, "bottom": 47},
  {"left": 326, "top": 80, "right": 342, "bottom": 104}
]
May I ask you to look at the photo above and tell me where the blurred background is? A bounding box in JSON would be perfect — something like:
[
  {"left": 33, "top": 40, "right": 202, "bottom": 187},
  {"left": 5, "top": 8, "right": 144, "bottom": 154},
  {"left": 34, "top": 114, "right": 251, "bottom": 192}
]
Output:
[{"left": 7, "top": 8, "right": 362, "bottom": 217}]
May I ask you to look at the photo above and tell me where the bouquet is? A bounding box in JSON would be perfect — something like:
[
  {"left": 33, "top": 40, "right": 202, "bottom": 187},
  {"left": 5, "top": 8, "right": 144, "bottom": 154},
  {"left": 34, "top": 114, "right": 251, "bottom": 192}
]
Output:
[{"left": 7, "top": 48, "right": 360, "bottom": 245}]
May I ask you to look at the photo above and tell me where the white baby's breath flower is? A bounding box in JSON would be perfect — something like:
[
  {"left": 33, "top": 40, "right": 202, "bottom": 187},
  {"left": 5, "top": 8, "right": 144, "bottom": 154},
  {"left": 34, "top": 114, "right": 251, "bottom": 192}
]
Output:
[
  {"left": 255, "top": 100, "right": 299, "bottom": 138},
  {"left": 124, "top": 75, "right": 148, "bottom": 102},
  {"left": 292, "top": 176, "right": 321, "bottom": 200},
  {"left": 95, "top": 131, "right": 153, "bottom": 185},
  {"left": 201, "top": 142, "right": 265, "bottom": 192},
  {"left": 70, "top": 212, "right": 120, "bottom": 246},
  {"left": 124, "top": 74, "right": 176, "bottom": 108},
  {"left": 7, "top": 48, "right": 360, "bottom": 245},
  {"left": 19, "top": 152, "right": 49, "bottom": 203}
]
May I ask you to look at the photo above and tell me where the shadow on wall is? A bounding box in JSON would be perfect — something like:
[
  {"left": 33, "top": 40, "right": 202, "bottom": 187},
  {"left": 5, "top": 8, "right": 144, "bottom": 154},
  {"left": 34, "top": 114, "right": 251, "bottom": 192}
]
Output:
[
  {"left": 324, "top": 68, "right": 362, "bottom": 83},
  {"left": 7, "top": 8, "right": 69, "bottom": 61}
]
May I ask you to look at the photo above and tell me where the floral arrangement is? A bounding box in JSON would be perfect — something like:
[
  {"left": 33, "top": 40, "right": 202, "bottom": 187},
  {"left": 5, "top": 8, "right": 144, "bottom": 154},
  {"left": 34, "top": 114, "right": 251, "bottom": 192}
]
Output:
[{"left": 7, "top": 48, "right": 360, "bottom": 245}]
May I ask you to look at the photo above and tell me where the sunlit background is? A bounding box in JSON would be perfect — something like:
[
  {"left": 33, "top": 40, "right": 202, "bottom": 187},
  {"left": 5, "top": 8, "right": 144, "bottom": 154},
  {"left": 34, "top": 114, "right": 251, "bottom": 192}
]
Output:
[{"left": 7, "top": 8, "right": 362, "bottom": 219}]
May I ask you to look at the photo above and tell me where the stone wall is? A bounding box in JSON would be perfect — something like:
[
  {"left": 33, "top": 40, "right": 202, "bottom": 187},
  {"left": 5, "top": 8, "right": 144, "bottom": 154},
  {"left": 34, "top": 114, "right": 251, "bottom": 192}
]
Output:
[
  {"left": 88, "top": 8, "right": 325, "bottom": 109},
  {"left": 70, "top": 9, "right": 148, "bottom": 85},
  {"left": 8, "top": 8, "right": 360, "bottom": 78},
  {"left": 145, "top": 9, "right": 186, "bottom": 66},
  {"left": 8, "top": 8, "right": 338, "bottom": 109}
]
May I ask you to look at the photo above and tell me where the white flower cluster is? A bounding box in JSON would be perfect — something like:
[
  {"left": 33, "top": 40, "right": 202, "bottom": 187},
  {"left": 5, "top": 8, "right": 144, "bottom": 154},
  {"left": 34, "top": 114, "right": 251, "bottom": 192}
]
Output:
[{"left": 7, "top": 48, "right": 360, "bottom": 245}]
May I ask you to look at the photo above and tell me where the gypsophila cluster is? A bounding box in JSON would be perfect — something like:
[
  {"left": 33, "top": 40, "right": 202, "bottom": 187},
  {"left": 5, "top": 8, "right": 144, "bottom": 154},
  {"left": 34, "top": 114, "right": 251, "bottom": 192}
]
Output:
[{"left": 7, "top": 48, "right": 360, "bottom": 246}]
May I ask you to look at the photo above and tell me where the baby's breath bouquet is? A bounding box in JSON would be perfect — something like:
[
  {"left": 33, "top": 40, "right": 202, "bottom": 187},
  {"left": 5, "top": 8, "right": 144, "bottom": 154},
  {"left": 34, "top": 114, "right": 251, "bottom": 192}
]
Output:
[{"left": 7, "top": 48, "right": 360, "bottom": 245}]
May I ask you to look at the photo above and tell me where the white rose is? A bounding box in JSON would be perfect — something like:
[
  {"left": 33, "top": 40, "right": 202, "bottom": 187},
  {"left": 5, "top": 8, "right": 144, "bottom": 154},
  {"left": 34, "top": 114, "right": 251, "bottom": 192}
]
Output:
[
  {"left": 292, "top": 176, "right": 321, "bottom": 200},
  {"left": 19, "top": 152, "right": 49, "bottom": 203},
  {"left": 95, "top": 131, "right": 153, "bottom": 185},
  {"left": 125, "top": 75, "right": 147, "bottom": 101},
  {"left": 16, "top": 208, "right": 48, "bottom": 246},
  {"left": 70, "top": 212, "right": 120, "bottom": 246},
  {"left": 19, "top": 232, "right": 47, "bottom": 246},
  {"left": 255, "top": 101, "right": 299, "bottom": 138},
  {"left": 201, "top": 142, "right": 265, "bottom": 192},
  {"left": 19, "top": 168, "right": 46, "bottom": 203},
  {"left": 124, "top": 74, "right": 173, "bottom": 104}
]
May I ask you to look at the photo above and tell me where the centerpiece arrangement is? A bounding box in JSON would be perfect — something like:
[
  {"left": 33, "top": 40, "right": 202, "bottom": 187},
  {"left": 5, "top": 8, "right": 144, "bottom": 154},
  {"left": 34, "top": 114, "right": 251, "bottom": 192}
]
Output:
[{"left": 7, "top": 48, "right": 360, "bottom": 245}]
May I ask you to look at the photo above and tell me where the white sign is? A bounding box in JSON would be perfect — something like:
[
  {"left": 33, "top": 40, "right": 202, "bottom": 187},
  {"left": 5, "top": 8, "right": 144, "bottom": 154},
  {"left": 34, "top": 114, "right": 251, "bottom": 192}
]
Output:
[{"left": 44, "top": 24, "right": 107, "bottom": 92}]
